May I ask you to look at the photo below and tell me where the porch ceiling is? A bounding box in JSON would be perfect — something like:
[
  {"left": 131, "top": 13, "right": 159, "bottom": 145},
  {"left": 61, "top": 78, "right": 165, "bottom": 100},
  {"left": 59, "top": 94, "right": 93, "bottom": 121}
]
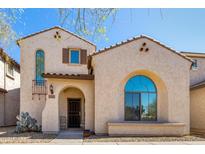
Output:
[
  {"left": 190, "top": 80, "right": 205, "bottom": 90},
  {"left": 42, "top": 73, "right": 94, "bottom": 80}
]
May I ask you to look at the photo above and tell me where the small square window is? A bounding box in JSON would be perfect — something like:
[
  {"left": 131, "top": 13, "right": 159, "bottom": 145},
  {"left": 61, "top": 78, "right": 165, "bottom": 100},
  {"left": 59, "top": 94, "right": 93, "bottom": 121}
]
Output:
[
  {"left": 70, "top": 50, "right": 80, "bottom": 64},
  {"left": 192, "top": 59, "right": 198, "bottom": 70},
  {"left": 7, "top": 64, "right": 14, "bottom": 77}
]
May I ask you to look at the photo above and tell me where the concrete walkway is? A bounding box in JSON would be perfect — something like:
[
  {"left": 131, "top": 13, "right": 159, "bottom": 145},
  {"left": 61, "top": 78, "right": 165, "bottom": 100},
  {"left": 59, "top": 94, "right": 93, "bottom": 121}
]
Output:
[{"left": 50, "top": 130, "right": 83, "bottom": 145}]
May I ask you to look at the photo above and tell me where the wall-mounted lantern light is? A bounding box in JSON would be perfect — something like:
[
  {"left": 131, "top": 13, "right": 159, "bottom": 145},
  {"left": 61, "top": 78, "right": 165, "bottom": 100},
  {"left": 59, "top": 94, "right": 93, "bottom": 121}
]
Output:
[{"left": 49, "top": 84, "right": 54, "bottom": 95}]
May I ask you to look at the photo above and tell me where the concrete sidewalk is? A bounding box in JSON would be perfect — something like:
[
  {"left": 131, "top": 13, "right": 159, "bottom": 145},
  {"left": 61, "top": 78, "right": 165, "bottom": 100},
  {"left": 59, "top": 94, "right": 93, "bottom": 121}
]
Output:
[
  {"left": 49, "top": 131, "right": 205, "bottom": 145},
  {"left": 82, "top": 141, "right": 205, "bottom": 145},
  {"left": 51, "top": 138, "right": 205, "bottom": 145},
  {"left": 50, "top": 140, "right": 205, "bottom": 145}
]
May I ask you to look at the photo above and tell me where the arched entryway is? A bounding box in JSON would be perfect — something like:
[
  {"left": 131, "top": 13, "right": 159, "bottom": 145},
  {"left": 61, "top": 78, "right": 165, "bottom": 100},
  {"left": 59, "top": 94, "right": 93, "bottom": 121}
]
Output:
[{"left": 59, "top": 87, "right": 85, "bottom": 130}]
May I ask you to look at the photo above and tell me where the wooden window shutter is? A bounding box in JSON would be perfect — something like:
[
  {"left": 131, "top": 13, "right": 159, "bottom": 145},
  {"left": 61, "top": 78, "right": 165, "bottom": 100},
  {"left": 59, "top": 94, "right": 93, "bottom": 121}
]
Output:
[
  {"left": 80, "top": 49, "right": 87, "bottom": 64},
  {"left": 62, "top": 48, "right": 69, "bottom": 63}
]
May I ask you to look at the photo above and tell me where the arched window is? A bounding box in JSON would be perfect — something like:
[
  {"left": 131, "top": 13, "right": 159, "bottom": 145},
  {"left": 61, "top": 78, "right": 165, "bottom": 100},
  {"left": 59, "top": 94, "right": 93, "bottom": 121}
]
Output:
[
  {"left": 125, "top": 75, "right": 157, "bottom": 121},
  {"left": 36, "top": 50, "right": 45, "bottom": 84}
]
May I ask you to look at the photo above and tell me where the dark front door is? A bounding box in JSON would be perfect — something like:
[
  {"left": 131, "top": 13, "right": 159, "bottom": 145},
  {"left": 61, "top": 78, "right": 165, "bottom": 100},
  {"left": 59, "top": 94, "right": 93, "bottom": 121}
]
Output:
[{"left": 68, "top": 99, "right": 81, "bottom": 128}]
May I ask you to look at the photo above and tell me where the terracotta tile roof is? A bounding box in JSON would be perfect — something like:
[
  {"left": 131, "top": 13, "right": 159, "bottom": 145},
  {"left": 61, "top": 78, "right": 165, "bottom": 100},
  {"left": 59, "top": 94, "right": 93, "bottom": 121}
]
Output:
[
  {"left": 16, "top": 26, "right": 96, "bottom": 48},
  {"left": 0, "top": 87, "right": 7, "bottom": 93},
  {"left": 0, "top": 48, "right": 20, "bottom": 70},
  {"left": 191, "top": 80, "right": 205, "bottom": 90},
  {"left": 92, "top": 35, "right": 193, "bottom": 63},
  {"left": 42, "top": 73, "right": 94, "bottom": 80}
]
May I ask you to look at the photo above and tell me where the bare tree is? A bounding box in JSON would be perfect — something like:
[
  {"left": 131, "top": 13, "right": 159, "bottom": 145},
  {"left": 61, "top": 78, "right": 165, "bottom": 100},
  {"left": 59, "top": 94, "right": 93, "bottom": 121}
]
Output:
[
  {"left": 58, "top": 8, "right": 118, "bottom": 41},
  {"left": 0, "top": 9, "right": 164, "bottom": 47},
  {"left": 0, "top": 9, "right": 23, "bottom": 47}
]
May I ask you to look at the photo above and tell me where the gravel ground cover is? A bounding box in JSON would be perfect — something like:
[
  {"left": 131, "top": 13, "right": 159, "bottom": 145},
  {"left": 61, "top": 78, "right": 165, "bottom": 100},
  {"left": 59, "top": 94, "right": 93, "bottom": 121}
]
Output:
[
  {"left": 84, "top": 134, "right": 205, "bottom": 142},
  {"left": 0, "top": 126, "right": 57, "bottom": 144},
  {"left": 1, "top": 126, "right": 205, "bottom": 144}
]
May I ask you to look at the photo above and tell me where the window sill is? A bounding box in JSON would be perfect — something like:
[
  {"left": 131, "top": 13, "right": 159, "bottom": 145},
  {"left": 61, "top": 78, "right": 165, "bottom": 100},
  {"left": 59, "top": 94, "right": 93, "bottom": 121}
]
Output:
[
  {"left": 6, "top": 73, "right": 14, "bottom": 80},
  {"left": 65, "top": 63, "right": 85, "bottom": 66}
]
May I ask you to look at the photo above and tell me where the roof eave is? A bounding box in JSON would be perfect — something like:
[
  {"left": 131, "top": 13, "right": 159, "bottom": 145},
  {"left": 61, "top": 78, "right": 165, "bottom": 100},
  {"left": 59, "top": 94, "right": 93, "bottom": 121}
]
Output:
[
  {"left": 16, "top": 26, "right": 96, "bottom": 48},
  {"left": 92, "top": 35, "right": 193, "bottom": 64},
  {"left": 0, "top": 48, "right": 20, "bottom": 70},
  {"left": 190, "top": 80, "right": 205, "bottom": 90},
  {"left": 42, "top": 73, "right": 94, "bottom": 80},
  {"left": 0, "top": 88, "right": 8, "bottom": 93},
  {"left": 181, "top": 51, "right": 205, "bottom": 58}
]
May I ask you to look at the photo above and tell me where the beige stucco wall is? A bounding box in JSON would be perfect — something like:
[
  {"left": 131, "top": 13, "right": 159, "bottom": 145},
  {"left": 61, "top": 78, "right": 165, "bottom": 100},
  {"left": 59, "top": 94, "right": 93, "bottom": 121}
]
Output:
[
  {"left": 19, "top": 27, "right": 95, "bottom": 125},
  {"left": 189, "top": 57, "right": 205, "bottom": 86},
  {"left": 42, "top": 78, "right": 94, "bottom": 133},
  {"left": 108, "top": 122, "right": 186, "bottom": 136},
  {"left": 5, "top": 65, "right": 20, "bottom": 126},
  {"left": 190, "top": 87, "right": 205, "bottom": 132},
  {"left": 0, "top": 56, "right": 20, "bottom": 126},
  {"left": 19, "top": 27, "right": 95, "bottom": 75},
  {"left": 19, "top": 27, "right": 192, "bottom": 135},
  {"left": 93, "top": 38, "right": 191, "bottom": 135},
  {"left": 4, "top": 88, "right": 20, "bottom": 126},
  {"left": 0, "top": 58, "right": 5, "bottom": 89},
  {"left": 0, "top": 93, "right": 5, "bottom": 126},
  {"left": 0, "top": 58, "right": 5, "bottom": 126}
]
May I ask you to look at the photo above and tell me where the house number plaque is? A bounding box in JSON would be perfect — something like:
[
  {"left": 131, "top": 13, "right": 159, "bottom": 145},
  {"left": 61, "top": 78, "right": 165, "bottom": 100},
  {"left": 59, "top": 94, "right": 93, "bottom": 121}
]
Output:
[{"left": 48, "top": 95, "right": 55, "bottom": 99}]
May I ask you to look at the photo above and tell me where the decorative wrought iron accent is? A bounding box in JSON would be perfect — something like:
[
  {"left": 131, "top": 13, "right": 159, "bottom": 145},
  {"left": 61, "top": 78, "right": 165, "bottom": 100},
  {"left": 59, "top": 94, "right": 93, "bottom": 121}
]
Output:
[{"left": 32, "top": 80, "right": 47, "bottom": 100}]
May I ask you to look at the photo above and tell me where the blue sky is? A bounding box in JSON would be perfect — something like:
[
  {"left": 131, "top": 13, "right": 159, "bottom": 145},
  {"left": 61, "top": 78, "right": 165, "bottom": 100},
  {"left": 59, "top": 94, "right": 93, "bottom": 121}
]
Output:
[{"left": 5, "top": 8, "right": 205, "bottom": 63}]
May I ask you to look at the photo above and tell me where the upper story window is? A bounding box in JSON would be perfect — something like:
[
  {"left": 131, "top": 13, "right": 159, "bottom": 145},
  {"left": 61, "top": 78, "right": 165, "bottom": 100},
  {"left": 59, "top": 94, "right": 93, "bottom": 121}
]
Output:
[
  {"left": 7, "top": 63, "right": 14, "bottom": 77},
  {"left": 192, "top": 59, "right": 198, "bottom": 70},
  {"left": 36, "top": 50, "right": 45, "bottom": 83},
  {"left": 62, "top": 48, "right": 87, "bottom": 65},
  {"left": 70, "top": 49, "right": 80, "bottom": 64}
]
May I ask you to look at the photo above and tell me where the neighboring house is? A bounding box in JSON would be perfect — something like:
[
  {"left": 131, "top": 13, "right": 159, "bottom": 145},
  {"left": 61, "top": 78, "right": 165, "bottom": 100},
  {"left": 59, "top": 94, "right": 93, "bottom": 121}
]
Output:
[
  {"left": 17, "top": 26, "right": 195, "bottom": 136},
  {"left": 0, "top": 48, "right": 20, "bottom": 126},
  {"left": 181, "top": 52, "right": 205, "bottom": 133}
]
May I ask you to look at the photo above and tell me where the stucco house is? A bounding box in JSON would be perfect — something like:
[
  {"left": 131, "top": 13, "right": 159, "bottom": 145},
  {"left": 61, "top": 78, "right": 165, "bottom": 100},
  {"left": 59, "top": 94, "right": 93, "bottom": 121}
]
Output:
[
  {"left": 0, "top": 48, "right": 20, "bottom": 126},
  {"left": 180, "top": 52, "right": 205, "bottom": 133},
  {"left": 17, "top": 26, "right": 204, "bottom": 136}
]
